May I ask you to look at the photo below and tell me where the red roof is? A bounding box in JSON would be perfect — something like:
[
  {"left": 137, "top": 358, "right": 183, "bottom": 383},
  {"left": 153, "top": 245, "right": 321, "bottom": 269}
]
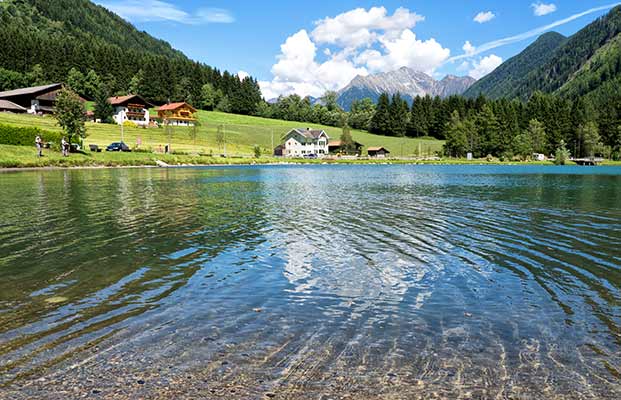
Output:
[{"left": 158, "top": 102, "right": 197, "bottom": 112}]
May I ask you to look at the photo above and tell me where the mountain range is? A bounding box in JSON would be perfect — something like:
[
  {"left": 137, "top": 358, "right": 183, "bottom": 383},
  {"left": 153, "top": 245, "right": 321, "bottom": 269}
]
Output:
[
  {"left": 464, "top": 6, "right": 621, "bottom": 104},
  {"left": 337, "top": 67, "right": 476, "bottom": 110}
]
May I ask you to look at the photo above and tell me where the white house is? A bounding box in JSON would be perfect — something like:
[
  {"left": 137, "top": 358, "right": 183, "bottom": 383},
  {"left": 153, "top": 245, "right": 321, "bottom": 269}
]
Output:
[
  {"left": 108, "top": 95, "right": 152, "bottom": 126},
  {"left": 282, "top": 128, "right": 330, "bottom": 157}
]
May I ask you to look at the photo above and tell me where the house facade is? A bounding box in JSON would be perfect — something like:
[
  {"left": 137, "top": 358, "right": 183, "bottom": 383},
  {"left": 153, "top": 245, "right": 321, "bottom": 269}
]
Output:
[
  {"left": 108, "top": 95, "right": 152, "bottom": 126},
  {"left": 157, "top": 102, "right": 197, "bottom": 126},
  {"left": 0, "top": 83, "right": 67, "bottom": 114},
  {"left": 282, "top": 128, "right": 330, "bottom": 157}
]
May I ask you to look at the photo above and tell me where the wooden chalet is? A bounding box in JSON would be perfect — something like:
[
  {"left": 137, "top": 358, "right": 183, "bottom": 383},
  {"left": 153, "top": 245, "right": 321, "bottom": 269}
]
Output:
[
  {"left": 0, "top": 83, "right": 70, "bottom": 114},
  {"left": 156, "top": 102, "right": 198, "bottom": 126},
  {"left": 328, "top": 140, "right": 364, "bottom": 155},
  {"left": 108, "top": 94, "right": 153, "bottom": 126},
  {"left": 367, "top": 146, "right": 390, "bottom": 158}
]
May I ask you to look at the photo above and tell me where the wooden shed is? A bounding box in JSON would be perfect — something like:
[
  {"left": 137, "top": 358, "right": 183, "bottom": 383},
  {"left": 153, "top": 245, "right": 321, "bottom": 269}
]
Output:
[{"left": 367, "top": 146, "right": 390, "bottom": 158}]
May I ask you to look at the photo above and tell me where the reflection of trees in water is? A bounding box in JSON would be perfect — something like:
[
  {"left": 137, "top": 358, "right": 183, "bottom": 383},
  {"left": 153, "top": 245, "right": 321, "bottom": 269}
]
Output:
[{"left": 0, "top": 168, "right": 269, "bottom": 385}]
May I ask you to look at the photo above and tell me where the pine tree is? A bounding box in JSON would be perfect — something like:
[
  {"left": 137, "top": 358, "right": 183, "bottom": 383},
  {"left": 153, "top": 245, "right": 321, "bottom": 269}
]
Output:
[
  {"left": 527, "top": 119, "right": 547, "bottom": 154},
  {"left": 200, "top": 83, "right": 216, "bottom": 110},
  {"left": 444, "top": 111, "right": 468, "bottom": 157},
  {"left": 26, "top": 64, "right": 46, "bottom": 86},
  {"left": 128, "top": 69, "right": 144, "bottom": 94},
  {"left": 93, "top": 85, "right": 114, "bottom": 123},
  {"left": 369, "top": 93, "right": 391, "bottom": 135},
  {"left": 339, "top": 123, "right": 356, "bottom": 155},
  {"left": 580, "top": 121, "right": 601, "bottom": 157},
  {"left": 84, "top": 69, "right": 102, "bottom": 99},
  {"left": 477, "top": 104, "right": 501, "bottom": 156},
  {"left": 389, "top": 94, "right": 409, "bottom": 137}
]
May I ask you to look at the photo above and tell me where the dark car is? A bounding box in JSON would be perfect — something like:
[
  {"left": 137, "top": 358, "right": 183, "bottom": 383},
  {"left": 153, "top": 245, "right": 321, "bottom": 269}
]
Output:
[
  {"left": 303, "top": 153, "right": 318, "bottom": 159},
  {"left": 106, "top": 142, "right": 131, "bottom": 152}
]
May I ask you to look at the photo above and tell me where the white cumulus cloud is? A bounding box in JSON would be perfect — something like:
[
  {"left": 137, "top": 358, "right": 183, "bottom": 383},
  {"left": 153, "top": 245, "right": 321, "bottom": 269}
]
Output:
[
  {"left": 94, "top": 1, "right": 234, "bottom": 24},
  {"left": 462, "top": 41, "right": 476, "bottom": 55},
  {"left": 311, "top": 6, "right": 424, "bottom": 49},
  {"left": 260, "top": 7, "right": 451, "bottom": 99},
  {"left": 355, "top": 30, "right": 450, "bottom": 74},
  {"left": 532, "top": 3, "right": 557, "bottom": 17},
  {"left": 468, "top": 55, "right": 503, "bottom": 79},
  {"left": 474, "top": 11, "right": 495, "bottom": 23},
  {"left": 260, "top": 29, "right": 368, "bottom": 99}
]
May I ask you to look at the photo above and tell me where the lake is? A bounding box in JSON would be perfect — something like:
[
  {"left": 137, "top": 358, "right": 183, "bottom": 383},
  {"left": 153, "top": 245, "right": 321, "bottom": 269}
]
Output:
[{"left": 1, "top": 165, "right": 620, "bottom": 399}]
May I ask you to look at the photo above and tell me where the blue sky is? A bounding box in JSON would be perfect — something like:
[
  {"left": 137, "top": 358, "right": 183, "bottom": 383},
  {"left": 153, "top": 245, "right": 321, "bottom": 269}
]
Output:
[{"left": 94, "top": 1, "right": 619, "bottom": 99}]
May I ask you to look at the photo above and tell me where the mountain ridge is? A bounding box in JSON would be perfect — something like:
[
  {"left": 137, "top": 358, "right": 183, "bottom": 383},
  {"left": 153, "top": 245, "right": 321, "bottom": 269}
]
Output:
[
  {"left": 463, "top": 31, "right": 567, "bottom": 99},
  {"left": 464, "top": 6, "right": 621, "bottom": 101},
  {"left": 337, "top": 67, "right": 475, "bottom": 110}
]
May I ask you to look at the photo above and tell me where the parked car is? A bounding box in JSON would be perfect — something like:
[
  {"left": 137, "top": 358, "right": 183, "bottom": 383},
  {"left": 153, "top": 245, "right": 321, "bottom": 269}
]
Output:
[
  {"left": 303, "top": 153, "right": 318, "bottom": 159},
  {"left": 106, "top": 142, "right": 131, "bottom": 152}
]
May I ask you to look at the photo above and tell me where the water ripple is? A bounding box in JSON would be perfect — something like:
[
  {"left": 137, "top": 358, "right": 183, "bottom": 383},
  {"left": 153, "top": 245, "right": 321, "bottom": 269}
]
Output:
[{"left": 0, "top": 165, "right": 620, "bottom": 398}]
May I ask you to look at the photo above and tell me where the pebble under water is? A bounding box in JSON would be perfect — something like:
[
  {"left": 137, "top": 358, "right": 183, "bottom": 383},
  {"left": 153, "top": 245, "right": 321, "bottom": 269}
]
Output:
[{"left": 0, "top": 164, "right": 620, "bottom": 399}]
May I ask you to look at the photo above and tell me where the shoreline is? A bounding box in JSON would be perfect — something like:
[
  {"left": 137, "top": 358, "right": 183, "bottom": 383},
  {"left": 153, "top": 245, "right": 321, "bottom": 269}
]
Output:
[{"left": 1, "top": 158, "right": 620, "bottom": 172}]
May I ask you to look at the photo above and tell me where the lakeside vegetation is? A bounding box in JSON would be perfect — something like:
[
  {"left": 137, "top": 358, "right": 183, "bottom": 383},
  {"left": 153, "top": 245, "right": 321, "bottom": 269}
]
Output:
[{"left": 2, "top": 143, "right": 620, "bottom": 169}]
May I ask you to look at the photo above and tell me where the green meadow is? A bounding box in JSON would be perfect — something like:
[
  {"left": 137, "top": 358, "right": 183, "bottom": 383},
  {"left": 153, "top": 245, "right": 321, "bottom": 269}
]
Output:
[{"left": 0, "top": 111, "right": 444, "bottom": 157}]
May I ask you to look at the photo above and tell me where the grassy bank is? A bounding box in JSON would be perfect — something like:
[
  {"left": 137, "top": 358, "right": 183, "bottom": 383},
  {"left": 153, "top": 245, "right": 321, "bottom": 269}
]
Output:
[
  {"left": 3, "top": 144, "right": 620, "bottom": 169},
  {"left": 0, "top": 111, "right": 444, "bottom": 157}
]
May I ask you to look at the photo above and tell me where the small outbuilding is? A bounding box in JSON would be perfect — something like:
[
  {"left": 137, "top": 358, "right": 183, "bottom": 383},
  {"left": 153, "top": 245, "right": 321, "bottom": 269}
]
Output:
[
  {"left": 367, "top": 146, "right": 390, "bottom": 158},
  {"left": 274, "top": 144, "right": 284, "bottom": 157},
  {"left": 0, "top": 99, "right": 27, "bottom": 113},
  {"left": 328, "top": 140, "right": 363, "bottom": 155},
  {"left": 0, "top": 83, "right": 69, "bottom": 114}
]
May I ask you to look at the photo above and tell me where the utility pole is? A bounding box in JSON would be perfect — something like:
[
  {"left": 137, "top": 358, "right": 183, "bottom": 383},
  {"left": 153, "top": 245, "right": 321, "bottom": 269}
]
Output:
[
  {"left": 120, "top": 110, "right": 125, "bottom": 143},
  {"left": 223, "top": 125, "right": 227, "bottom": 157}
]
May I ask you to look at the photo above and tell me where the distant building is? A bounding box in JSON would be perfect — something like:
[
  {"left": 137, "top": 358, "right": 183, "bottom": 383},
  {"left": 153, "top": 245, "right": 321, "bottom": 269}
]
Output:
[
  {"left": 328, "top": 140, "right": 363, "bottom": 155},
  {"left": 157, "top": 102, "right": 198, "bottom": 126},
  {"left": 108, "top": 95, "right": 152, "bottom": 126},
  {"left": 533, "top": 153, "right": 546, "bottom": 161},
  {"left": 282, "top": 128, "right": 329, "bottom": 157},
  {"left": 0, "top": 99, "right": 27, "bottom": 113},
  {"left": 273, "top": 144, "right": 285, "bottom": 157},
  {"left": 0, "top": 83, "right": 69, "bottom": 114},
  {"left": 367, "top": 146, "right": 390, "bottom": 158}
]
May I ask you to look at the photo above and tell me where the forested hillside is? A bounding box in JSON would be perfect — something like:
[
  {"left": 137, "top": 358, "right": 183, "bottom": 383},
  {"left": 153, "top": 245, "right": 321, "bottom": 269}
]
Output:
[
  {"left": 464, "top": 32, "right": 567, "bottom": 99},
  {"left": 465, "top": 6, "right": 621, "bottom": 103},
  {"left": 0, "top": 0, "right": 261, "bottom": 113}
]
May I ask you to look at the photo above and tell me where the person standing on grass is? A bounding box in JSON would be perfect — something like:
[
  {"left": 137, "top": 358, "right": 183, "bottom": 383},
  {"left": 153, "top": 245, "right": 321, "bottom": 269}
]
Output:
[
  {"left": 61, "top": 137, "right": 69, "bottom": 157},
  {"left": 35, "top": 136, "right": 43, "bottom": 157}
]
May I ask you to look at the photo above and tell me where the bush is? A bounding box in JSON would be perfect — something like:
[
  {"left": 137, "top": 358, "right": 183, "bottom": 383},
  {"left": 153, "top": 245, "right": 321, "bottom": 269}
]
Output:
[
  {"left": 0, "top": 124, "right": 62, "bottom": 147},
  {"left": 123, "top": 120, "right": 137, "bottom": 128}
]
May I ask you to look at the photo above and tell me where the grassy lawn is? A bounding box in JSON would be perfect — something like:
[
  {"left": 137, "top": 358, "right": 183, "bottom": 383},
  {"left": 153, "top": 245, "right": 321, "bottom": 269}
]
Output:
[
  {"left": 0, "top": 111, "right": 444, "bottom": 157},
  {"left": 0, "top": 144, "right": 449, "bottom": 168},
  {"left": 0, "top": 144, "right": 239, "bottom": 168}
]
